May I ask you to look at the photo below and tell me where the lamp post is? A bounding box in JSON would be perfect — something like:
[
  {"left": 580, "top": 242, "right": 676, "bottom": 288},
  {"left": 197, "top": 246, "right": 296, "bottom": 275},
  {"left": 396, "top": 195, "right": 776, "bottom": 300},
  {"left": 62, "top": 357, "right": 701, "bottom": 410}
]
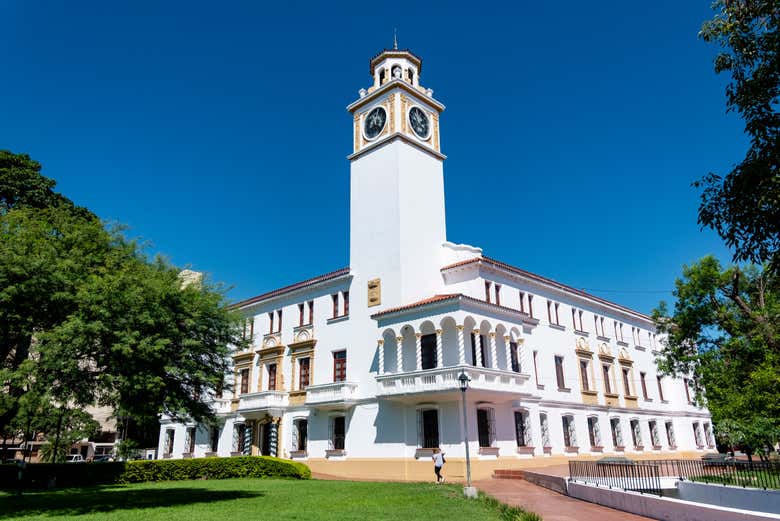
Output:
[{"left": 458, "top": 371, "right": 477, "bottom": 498}]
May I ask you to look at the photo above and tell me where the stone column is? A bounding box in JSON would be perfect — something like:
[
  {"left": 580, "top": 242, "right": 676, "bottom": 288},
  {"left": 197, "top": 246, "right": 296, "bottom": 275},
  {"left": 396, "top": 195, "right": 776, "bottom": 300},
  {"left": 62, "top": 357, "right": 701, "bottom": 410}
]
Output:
[
  {"left": 396, "top": 336, "right": 404, "bottom": 373},
  {"left": 415, "top": 333, "right": 423, "bottom": 371},
  {"left": 377, "top": 339, "right": 385, "bottom": 375},
  {"left": 435, "top": 329, "right": 443, "bottom": 368},
  {"left": 473, "top": 330, "right": 483, "bottom": 367},
  {"left": 489, "top": 332, "right": 497, "bottom": 369},
  {"left": 456, "top": 325, "right": 466, "bottom": 365},
  {"left": 505, "top": 335, "right": 513, "bottom": 370}
]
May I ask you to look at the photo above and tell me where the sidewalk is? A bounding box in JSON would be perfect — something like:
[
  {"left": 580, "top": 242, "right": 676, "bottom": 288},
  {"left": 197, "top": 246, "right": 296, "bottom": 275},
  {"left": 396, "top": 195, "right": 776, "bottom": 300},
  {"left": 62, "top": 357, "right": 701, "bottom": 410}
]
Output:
[{"left": 474, "top": 478, "right": 653, "bottom": 521}]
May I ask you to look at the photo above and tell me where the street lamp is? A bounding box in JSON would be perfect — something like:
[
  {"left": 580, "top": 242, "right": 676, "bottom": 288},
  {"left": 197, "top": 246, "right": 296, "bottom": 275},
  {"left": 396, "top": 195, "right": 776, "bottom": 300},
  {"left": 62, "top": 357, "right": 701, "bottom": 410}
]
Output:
[{"left": 458, "top": 371, "right": 477, "bottom": 498}]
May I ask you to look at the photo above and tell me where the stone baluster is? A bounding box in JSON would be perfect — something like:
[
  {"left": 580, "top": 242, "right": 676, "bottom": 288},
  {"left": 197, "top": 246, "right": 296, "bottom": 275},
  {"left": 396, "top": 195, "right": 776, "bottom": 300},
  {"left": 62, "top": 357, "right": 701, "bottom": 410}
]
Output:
[
  {"left": 377, "top": 339, "right": 384, "bottom": 375},
  {"left": 415, "top": 333, "right": 423, "bottom": 371},
  {"left": 473, "top": 329, "right": 483, "bottom": 367},
  {"left": 396, "top": 336, "right": 404, "bottom": 373},
  {"left": 435, "top": 329, "right": 443, "bottom": 368},
  {"left": 456, "top": 325, "right": 466, "bottom": 365}
]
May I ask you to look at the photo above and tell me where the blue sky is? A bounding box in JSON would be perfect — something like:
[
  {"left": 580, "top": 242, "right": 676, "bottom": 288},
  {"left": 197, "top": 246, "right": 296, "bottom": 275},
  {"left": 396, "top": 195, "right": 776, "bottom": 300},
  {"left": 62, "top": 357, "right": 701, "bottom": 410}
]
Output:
[{"left": 1, "top": 1, "right": 742, "bottom": 314}]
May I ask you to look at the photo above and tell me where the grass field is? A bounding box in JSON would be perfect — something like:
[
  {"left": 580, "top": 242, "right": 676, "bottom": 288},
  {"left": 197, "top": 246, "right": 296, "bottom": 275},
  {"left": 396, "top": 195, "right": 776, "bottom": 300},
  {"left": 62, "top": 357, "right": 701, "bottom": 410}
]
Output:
[{"left": 0, "top": 478, "right": 540, "bottom": 520}]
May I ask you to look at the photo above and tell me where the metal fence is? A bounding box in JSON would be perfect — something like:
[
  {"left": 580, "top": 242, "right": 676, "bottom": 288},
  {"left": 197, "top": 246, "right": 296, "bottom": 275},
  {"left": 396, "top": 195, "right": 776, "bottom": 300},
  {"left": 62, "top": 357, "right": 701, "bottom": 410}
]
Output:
[
  {"left": 644, "top": 458, "right": 780, "bottom": 490},
  {"left": 569, "top": 458, "right": 780, "bottom": 495},
  {"left": 568, "top": 460, "right": 662, "bottom": 495}
]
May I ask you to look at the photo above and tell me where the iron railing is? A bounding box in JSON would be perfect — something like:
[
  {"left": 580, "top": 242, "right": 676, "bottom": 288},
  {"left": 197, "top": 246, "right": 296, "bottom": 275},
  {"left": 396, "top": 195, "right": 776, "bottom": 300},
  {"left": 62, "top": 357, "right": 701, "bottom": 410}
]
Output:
[
  {"left": 644, "top": 458, "right": 780, "bottom": 490},
  {"left": 569, "top": 458, "right": 780, "bottom": 495},
  {"left": 569, "top": 460, "right": 662, "bottom": 495}
]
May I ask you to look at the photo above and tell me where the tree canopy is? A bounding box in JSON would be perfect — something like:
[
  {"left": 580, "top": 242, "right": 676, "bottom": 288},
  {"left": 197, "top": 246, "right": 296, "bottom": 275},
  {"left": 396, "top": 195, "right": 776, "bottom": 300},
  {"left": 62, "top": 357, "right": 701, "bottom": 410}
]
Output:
[
  {"left": 0, "top": 150, "right": 242, "bottom": 459},
  {"left": 697, "top": 0, "right": 780, "bottom": 272},
  {"left": 653, "top": 256, "right": 780, "bottom": 456}
]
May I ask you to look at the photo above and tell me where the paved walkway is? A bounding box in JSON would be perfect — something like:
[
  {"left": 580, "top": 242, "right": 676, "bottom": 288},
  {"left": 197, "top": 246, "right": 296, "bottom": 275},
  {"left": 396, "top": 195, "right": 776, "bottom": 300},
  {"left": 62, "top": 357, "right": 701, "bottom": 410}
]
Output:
[{"left": 474, "top": 479, "right": 653, "bottom": 521}]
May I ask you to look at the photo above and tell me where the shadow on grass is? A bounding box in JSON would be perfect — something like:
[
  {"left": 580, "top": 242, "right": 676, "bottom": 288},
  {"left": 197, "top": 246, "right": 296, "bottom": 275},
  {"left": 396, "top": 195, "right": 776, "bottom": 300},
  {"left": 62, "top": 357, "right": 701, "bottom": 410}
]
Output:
[{"left": 0, "top": 485, "right": 265, "bottom": 518}]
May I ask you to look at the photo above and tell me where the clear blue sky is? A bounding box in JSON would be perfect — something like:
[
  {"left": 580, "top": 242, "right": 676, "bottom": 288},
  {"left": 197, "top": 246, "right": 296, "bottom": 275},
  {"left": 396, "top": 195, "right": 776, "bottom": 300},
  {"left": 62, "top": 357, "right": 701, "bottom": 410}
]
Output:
[{"left": 1, "top": 1, "right": 742, "bottom": 314}]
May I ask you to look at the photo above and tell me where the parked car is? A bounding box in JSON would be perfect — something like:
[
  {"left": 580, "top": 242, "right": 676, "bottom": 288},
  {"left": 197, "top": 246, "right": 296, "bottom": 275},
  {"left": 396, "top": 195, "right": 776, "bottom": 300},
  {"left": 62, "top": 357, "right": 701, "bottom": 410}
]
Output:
[
  {"left": 92, "top": 455, "right": 114, "bottom": 462},
  {"left": 65, "top": 454, "right": 85, "bottom": 463}
]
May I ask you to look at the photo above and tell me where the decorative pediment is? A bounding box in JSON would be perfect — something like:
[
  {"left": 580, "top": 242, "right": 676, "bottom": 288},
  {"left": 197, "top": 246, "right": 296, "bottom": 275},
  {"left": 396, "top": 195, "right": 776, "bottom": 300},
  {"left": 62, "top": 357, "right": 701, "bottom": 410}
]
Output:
[
  {"left": 618, "top": 348, "right": 632, "bottom": 365},
  {"left": 575, "top": 336, "right": 592, "bottom": 357},
  {"left": 598, "top": 342, "right": 614, "bottom": 361}
]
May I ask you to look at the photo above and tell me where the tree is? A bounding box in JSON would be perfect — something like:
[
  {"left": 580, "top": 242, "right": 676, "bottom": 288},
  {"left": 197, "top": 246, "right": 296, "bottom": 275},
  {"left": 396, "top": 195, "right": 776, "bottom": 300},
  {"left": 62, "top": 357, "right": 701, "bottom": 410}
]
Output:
[
  {"left": 697, "top": 1, "right": 780, "bottom": 272},
  {"left": 653, "top": 256, "right": 780, "bottom": 458},
  {"left": 0, "top": 150, "right": 243, "bottom": 449}
]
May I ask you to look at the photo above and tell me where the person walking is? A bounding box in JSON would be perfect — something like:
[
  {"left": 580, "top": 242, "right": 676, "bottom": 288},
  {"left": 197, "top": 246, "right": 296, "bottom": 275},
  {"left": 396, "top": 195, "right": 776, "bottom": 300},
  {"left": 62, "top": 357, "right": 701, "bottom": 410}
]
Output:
[{"left": 432, "top": 449, "right": 445, "bottom": 483}]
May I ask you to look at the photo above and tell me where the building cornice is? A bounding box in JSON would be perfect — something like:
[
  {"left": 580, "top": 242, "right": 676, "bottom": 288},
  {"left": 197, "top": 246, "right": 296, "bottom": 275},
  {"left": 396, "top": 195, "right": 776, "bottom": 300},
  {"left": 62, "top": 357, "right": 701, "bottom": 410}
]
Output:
[
  {"left": 232, "top": 268, "right": 351, "bottom": 311},
  {"left": 347, "top": 132, "right": 446, "bottom": 162},
  {"left": 441, "top": 257, "right": 655, "bottom": 326},
  {"left": 346, "top": 78, "right": 445, "bottom": 113},
  {"left": 370, "top": 293, "right": 536, "bottom": 326}
]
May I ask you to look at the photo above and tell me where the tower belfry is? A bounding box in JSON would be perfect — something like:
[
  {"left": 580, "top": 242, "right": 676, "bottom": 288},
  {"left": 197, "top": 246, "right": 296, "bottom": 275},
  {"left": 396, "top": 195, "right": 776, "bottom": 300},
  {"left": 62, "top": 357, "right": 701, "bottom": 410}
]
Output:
[{"left": 347, "top": 47, "right": 448, "bottom": 307}]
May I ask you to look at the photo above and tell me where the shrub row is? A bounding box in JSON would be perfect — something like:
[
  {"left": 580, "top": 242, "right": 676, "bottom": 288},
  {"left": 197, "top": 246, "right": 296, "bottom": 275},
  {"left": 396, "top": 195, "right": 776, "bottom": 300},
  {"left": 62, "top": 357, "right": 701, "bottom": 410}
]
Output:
[{"left": 0, "top": 456, "right": 310, "bottom": 490}]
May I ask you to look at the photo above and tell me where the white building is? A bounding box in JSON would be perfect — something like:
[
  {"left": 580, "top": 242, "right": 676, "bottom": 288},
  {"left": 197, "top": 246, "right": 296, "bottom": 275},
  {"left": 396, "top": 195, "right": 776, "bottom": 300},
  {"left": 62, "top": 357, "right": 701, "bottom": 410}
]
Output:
[{"left": 159, "top": 46, "right": 714, "bottom": 480}]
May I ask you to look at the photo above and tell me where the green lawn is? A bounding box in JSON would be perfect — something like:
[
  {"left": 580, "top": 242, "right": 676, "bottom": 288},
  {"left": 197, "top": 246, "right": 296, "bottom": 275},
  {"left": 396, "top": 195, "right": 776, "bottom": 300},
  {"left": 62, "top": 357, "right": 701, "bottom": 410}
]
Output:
[{"left": 0, "top": 478, "right": 539, "bottom": 520}]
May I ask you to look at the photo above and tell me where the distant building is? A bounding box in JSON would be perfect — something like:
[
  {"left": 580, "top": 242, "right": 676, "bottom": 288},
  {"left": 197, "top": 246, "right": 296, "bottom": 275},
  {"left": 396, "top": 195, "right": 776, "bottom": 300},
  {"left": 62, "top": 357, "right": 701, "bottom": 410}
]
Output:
[{"left": 159, "top": 47, "right": 714, "bottom": 480}]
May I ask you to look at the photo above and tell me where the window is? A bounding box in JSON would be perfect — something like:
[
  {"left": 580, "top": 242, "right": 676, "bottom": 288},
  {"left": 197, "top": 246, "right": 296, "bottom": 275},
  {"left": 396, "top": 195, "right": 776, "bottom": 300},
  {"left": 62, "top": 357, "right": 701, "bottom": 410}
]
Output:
[
  {"left": 298, "top": 357, "right": 310, "bottom": 389},
  {"left": 562, "top": 415, "right": 577, "bottom": 447},
  {"left": 665, "top": 421, "right": 676, "bottom": 447},
  {"left": 240, "top": 368, "right": 249, "bottom": 395},
  {"left": 186, "top": 427, "right": 196, "bottom": 454},
  {"left": 602, "top": 365, "right": 612, "bottom": 394},
  {"left": 579, "top": 359, "right": 590, "bottom": 391},
  {"left": 276, "top": 309, "right": 282, "bottom": 333},
  {"left": 379, "top": 69, "right": 386, "bottom": 84},
  {"left": 471, "top": 333, "right": 488, "bottom": 368},
  {"left": 267, "top": 363, "right": 277, "bottom": 391},
  {"left": 630, "top": 419, "right": 642, "bottom": 448},
  {"left": 614, "top": 321, "right": 625, "bottom": 342},
  {"left": 571, "top": 309, "right": 584, "bottom": 331},
  {"left": 621, "top": 367, "right": 632, "bottom": 396},
  {"left": 210, "top": 426, "right": 219, "bottom": 453},
  {"left": 514, "top": 411, "right": 532, "bottom": 447},
  {"left": 540, "top": 413, "right": 550, "bottom": 447},
  {"left": 333, "top": 350, "right": 347, "bottom": 382},
  {"left": 418, "top": 409, "right": 440, "bottom": 448},
  {"left": 519, "top": 292, "right": 525, "bottom": 313},
  {"left": 421, "top": 333, "right": 437, "bottom": 370},
  {"left": 587, "top": 417, "right": 601, "bottom": 447},
  {"left": 640, "top": 372, "right": 649, "bottom": 400},
  {"left": 610, "top": 418, "right": 623, "bottom": 448},
  {"left": 164, "top": 429, "right": 174, "bottom": 456},
  {"left": 692, "top": 422, "right": 703, "bottom": 447},
  {"left": 342, "top": 291, "right": 349, "bottom": 316},
  {"left": 477, "top": 408, "right": 494, "bottom": 447},
  {"left": 332, "top": 294, "right": 338, "bottom": 318},
  {"left": 298, "top": 303, "right": 305, "bottom": 326},
  {"left": 683, "top": 378, "right": 692, "bottom": 403},
  {"left": 268, "top": 312, "right": 274, "bottom": 334},
  {"left": 331, "top": 416, "right": 345, "bottom": 450},
  {"left": 546, "top": 300, "right": 563, "bottom": 323},
  {"left": 485, "top": 281, "right": 491, "bottom": 303},
  {"left": 494, "top": 284, "right": 501, "bottom": 306},
  {"left": 293, "top": 419, "right": 308, "bottom": 451},
  {"left": 533, "top": 351, "right": 540, "bottom": 386},
  {"left": 216, "top": 378, "right": 224, "bottom": 399},
  {"left": 649, "top": 420, "right": 660, "bottom": 447},
  {"left": 509, "top": 341, "right": 520, "bottom": 373},
  {"left": 656, "top": 376, "right": 665, "bottom": 401},
  {"left": 308, "top": 300, "right": 314, "bottom": 324},
  {"left": 554, "top": 356, "right": 566, "bottom": 389},
  {"left": 528, "top": 295, "right": 534, "bottom": 318},
  {"left": 235, "top": 424, "right": 246, "bottom": 454},
  {"left": 704, "top": 422, "right": 713, "bottom": 447}
]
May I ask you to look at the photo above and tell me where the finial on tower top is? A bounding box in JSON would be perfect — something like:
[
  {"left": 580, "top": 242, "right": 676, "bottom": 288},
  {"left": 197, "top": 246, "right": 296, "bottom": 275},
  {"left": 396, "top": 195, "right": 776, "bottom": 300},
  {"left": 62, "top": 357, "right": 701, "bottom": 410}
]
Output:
[{"left": 393, "top": 28, "right": 398, "bottom": 50}]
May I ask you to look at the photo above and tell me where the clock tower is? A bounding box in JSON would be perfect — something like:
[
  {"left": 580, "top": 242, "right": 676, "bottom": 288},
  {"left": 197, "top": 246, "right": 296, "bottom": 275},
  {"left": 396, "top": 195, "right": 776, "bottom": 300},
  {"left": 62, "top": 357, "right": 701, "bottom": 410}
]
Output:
[{"left": 347, "top": 47, "right": 447, "bottom": 310}]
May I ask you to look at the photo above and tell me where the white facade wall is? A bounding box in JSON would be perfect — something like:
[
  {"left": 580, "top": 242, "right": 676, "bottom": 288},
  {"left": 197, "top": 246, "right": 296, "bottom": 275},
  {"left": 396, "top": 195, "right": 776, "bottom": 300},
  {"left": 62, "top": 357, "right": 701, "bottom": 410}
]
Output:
[{"left": 158, "top": 48, "right": 712, "bottom": 474}]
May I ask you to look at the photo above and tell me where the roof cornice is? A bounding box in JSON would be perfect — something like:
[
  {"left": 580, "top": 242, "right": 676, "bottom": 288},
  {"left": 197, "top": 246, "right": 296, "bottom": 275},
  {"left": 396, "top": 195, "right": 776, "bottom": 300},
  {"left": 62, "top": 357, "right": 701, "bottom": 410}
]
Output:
[
  {"left": 232, "top": 268, "right": 351, "bottom": 311},
  {"left": 346, "top": 79, "right": 445, "bottom": 113}
]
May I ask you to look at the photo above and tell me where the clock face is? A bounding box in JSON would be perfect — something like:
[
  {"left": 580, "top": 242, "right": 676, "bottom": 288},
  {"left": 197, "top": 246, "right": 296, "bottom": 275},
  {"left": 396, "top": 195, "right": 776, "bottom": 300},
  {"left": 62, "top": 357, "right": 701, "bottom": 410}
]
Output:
[
  {"left": 408, "top": 106, "right": 430, "bottom": 139},
  {"left": 364, "top": 106, "right": 387, "bottom": 140}
]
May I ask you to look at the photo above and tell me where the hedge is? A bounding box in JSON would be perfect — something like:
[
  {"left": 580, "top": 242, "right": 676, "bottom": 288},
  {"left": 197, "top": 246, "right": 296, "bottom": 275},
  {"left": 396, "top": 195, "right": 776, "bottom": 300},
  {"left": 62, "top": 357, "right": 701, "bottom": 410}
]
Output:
[{"left": 0, "top": 456, "right": 310, "bottom": 490}]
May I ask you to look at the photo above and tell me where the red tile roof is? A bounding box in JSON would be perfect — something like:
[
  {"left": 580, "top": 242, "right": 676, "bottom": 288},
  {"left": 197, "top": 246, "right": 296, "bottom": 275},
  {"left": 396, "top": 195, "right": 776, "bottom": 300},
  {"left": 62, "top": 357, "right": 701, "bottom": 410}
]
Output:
[
  {"left": 370, "top": 294, "right": 460, "bottom": 317},
  {"left": 441, "top": 256, "right": 651, "bottom": 320},
  {"left": 232, "top": 267, "right": 350, "bottom": 309}
]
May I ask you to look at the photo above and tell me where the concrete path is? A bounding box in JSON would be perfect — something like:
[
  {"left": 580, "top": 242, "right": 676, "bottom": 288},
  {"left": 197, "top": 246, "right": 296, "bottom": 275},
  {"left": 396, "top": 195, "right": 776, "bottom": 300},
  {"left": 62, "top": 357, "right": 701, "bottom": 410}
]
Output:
[{"left": 475, "top": 478, "right": 653, "bottom": 521}]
